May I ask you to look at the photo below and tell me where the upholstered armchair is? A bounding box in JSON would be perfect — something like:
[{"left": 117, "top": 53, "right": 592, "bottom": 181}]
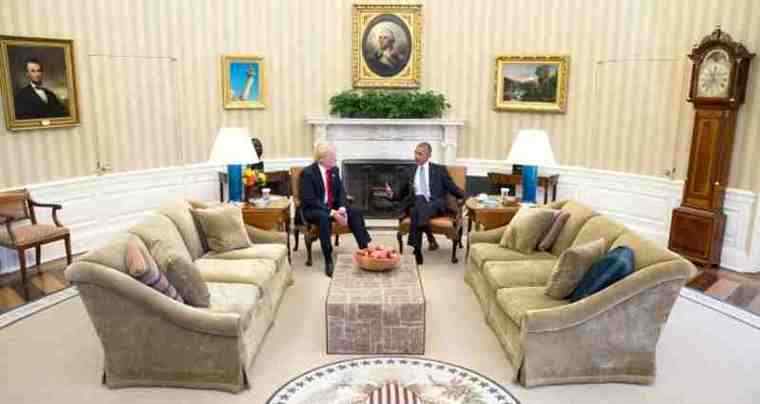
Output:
[
  {"left": 396, "top": 165, "right": 466, "bottom": 263},
  {"left": 0, "top": 189, "right": 72, "bottom": 296}
]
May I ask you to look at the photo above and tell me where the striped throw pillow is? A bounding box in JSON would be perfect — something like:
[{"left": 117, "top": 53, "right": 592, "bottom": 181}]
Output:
[{"left": 125, "top": 238, "right": 184, "bottom": 303}]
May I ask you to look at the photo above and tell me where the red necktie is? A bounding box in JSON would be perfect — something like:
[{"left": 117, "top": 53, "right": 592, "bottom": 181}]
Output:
[{"left": 325, "top": 169, "right": 334, "bottom": 209}]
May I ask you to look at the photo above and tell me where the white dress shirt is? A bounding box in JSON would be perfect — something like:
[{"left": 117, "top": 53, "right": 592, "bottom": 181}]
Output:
[
  {"left": 318, "top": 163, "right": 330, "bottom": 205},
  {"left": 414, "top": 161, "right": 431, "bottom": 200},
  {"left": 31, "top": 83, "right": 49, "bottom": 103}
]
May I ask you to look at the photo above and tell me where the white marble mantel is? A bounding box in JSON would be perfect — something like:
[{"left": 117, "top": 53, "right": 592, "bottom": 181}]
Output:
[{"left": 306, "top": 117, "right": 465, "bottom": 165}]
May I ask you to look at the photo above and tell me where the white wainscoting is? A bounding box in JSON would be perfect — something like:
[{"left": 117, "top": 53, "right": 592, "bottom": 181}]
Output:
[
  {"left": 460, "top": 159, "right": 760, "bottom": 273},
  {"left": 2, "top": 158, "right": 758, "bottom": 274},
  {"left": 0, "top": 158, "right": 311, "bottom": 275}
]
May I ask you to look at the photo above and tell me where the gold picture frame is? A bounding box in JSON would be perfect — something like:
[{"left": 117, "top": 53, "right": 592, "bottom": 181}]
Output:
[
  {"left": 0, "top": 35, "right": 81, "bottom": 131},
  {"left": 221, "top": 54, "right": 266, "bottom": 109},
  {"left": 352, "top": 3, "right": 422, "bottom": 88},
  {"left": 494, "top": 55, "right": 569, "bottom": 113}
]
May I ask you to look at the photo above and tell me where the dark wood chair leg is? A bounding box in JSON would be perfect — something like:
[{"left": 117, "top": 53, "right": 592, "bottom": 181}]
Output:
[
  {"left": 65, "top": 235, "right": 73, "bottom": 265},
  {"left": 35, "top": 245, "right": 42, "bottom": 274},
  {"left": 458, "top": 227, "right": 464, "bottom": 248},
  {"left": 451, "top": 237, "right": 459, "bottom": 264},
  {"left": 17, "top": 248, "right": 28, "bottom": 299},
  {"left": 293, "top": 228, "right": 300, "bottom": 251},
  {"left": 334, "top": 234, "right": 340, "bottom": 246},
  {"left": 397, "top": 232, "right": 404, "bottom": 254}
]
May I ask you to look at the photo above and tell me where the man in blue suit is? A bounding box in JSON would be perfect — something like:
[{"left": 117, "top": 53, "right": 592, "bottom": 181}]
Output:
[{"left": 300, "top": 143, "right": 371, "bottom": 277}]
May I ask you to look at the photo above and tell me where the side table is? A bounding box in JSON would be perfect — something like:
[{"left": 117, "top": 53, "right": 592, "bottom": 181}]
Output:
[
  {"left": 241, "top": 196, "right": 291, "bottom": 263},
  {"left": 465, "top": 197, "right": 521, "bottom": 259}
]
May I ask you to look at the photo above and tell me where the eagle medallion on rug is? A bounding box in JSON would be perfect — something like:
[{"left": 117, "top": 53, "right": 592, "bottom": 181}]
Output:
[{"left": 266, "top": 357, "right": 518, "bottom": 404}]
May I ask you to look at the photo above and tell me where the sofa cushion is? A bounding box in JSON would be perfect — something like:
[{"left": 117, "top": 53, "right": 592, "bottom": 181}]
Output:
[
  {"left": 203, "top": 244, "right": 288, "bottom": 269},
  {"left": 128, "top": 214, "right": 193, "bottom": 273},
  {"left": 78, "top": 232, "right": 134, "bottom": 273},
  {"left": 499, "top": 207, "right": 557, "bottom": 254},
  {"left": 550, "top": 201, "right": 599, "bottom": 256},
  {"left": 611, "top": 231, "right": 679, "bottom": 271},
  {"left": 545, "top": 238, "right": 607, "bottom": 299},
  {"left": 166, "top": 255, "right": 210, "bottom": 308},
  {"left": 571, "top": 215, "right": 627, "bottom": 252},
  {"left": 125, "top": 237, "right": 184, "bottom": 303},
  {"left": 497, "top": 287, "right": 567, "bottom": 326},
  {"left": 158, "top": 199, "right": 206, "bottom": 260},
  {"left": 569, "top": 246, "right": 635, "bottom": 302},
  {"left": 194, "top": 258, "right": 276, "bottom": 287},
  {"left": 192, "top": 205, "right": 251, "bottom": 253},
  {"left": 483, "top": 260, "right": 556, "bottom": 291},
  {"left": 205, "top": 282, "right": 262, "bottom": 330},
  {"left": 470, "top": 243, "right": 556, "bottom": 268},
  {"left": 538, "top": 211, "right": 570, "bottom": 251}
]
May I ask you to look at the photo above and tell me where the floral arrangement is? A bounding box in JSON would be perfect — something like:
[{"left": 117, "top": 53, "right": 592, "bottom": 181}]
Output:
[{"left": 243, "top": 168, "right": 267, "bottom": 188}]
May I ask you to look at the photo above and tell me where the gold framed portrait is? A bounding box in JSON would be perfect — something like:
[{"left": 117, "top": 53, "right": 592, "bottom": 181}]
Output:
[
  {"left": 352, "top": 4, "right": 423, "bottom": 88},
  {"left": 0, "top": 35, "right": 81, "bottom": 131},
  {"left": 494, "top": 55, "right": 570, "bottom": 113},
  {"left": 221, "top": 54, "right": 266, "bottom": 110}
]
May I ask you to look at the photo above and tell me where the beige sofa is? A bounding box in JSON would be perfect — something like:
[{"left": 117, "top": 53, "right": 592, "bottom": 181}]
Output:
[
  {"left": 465, "top": 200, "right": 696, "bottom": 387},
  {"left": 64, "top": 199, "right": 293, "bottom": 392}
]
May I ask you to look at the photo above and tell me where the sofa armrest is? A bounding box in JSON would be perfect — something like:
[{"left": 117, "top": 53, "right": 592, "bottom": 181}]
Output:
[
  {"left": 469, "top": 225, "right": 506, "bottom": 245},
  {"left": 523, "top": 259, "right": 693, "bottom": 333},
  {"left": 65, "top": 261, "right": 240, "bottom": 337},
  {"left": 246, "top": 224, "right": 286, "bottom": 244}
]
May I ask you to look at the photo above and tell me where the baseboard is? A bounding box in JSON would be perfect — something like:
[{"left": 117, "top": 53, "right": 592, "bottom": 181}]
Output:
[{"left": 680, "top": 288, "right": 760, "bottom": 330}]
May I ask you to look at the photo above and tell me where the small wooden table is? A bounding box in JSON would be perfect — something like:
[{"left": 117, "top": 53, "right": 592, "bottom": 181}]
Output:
[
  {"left": 487, "top": 173, "right": 559, "bottom": 204},
  {"left": 241, "top": 196, "right": 291, "bottom": 263},
  {"left": 465, "top": 197, "right": 521, "bottom": 258},
  {"left": 326, "top": 254, "right": 425, "bottom": 354}
]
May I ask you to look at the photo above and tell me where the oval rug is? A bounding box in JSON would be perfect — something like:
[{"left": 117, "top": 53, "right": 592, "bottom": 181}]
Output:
[{"left": 266, "top": 356, "right": 519, "bottom": 404}]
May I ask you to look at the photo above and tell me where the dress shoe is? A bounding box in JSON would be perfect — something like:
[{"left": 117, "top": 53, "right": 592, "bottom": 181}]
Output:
[
  {"left": 428, "top": 240, "right": 440, "bottom": 251},
  {"left": 414, "top": 249, "right": 424, "bottom": 266}
]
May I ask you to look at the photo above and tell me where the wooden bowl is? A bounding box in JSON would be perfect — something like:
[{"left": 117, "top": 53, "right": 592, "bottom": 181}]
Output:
[{"left": 353, "top": 250, "right": 401, "bottom": 272}]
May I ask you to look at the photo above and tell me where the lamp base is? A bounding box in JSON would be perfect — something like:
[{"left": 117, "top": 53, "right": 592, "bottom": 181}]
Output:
[
  {"left": 227, "top": 164, "right": 243, "bottom": 202},
  {"left": 521, "top": 165, "right": 538, "bottom": 204}
]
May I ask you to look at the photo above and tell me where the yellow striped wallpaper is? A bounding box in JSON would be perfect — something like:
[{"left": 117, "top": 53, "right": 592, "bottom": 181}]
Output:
[{"left": 1, "top": 0, "right": 759, "bottom": 191}]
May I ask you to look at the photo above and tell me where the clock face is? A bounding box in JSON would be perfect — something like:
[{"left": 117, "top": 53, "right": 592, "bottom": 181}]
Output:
[{"left": 697, "top": 48, "right": 732, "bottom": 98}]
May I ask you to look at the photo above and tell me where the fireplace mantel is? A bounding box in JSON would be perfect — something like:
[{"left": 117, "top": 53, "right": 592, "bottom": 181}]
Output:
[{"left": 306, "top": 117, "right": 465, "bottom": 165}]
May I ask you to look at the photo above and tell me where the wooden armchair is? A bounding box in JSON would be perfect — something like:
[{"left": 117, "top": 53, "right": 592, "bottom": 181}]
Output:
[
  {"left": 0, "top": 189, "right": 72, "bottom": 297},
  {"left": 396, "top": 165, "right": 466, "bottom": 263},
  {"left": 289, "top": 166, "right": 352, "bottom": 266}
]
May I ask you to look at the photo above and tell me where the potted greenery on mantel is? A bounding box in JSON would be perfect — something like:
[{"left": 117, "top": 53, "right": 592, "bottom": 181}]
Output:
[{"left": 328, "top": 90, "right": 450, "bottom": 119}]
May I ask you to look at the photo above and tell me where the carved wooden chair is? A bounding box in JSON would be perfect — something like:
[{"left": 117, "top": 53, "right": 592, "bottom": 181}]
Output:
[
  {"left": 0, "top": 189, "right": 72, "bottom": 296},
  {"left": 290, "top": 167, "right": 352, "bottom": 266},
  {"left": 396, "top": 165, "right": 466, "bottom": 263}
]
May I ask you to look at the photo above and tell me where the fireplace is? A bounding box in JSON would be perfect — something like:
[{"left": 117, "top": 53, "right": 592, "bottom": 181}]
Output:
[{"left": 343, "top": 159, "right": 417, "bottom": 219}]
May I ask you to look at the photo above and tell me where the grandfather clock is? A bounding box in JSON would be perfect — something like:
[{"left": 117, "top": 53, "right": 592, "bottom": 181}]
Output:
[{"left": 669, "top": 27, "right": 754, "bottom": 268}]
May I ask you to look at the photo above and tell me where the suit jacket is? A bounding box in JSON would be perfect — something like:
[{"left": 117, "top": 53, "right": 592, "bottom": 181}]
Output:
[
  {"left": 394, "top": 162, "right": 465, "bottom": 215},
  {"left": 14, "top": 85, "right": 67, "bottom": 120},
  {"left": 300, "top": 162, "right": 347, "bottom": 215}
]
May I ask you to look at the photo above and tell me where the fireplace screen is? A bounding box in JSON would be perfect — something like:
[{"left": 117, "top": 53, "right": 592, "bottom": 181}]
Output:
[{"left": 342, "top": 159, "right": 417, "bottom": 219}]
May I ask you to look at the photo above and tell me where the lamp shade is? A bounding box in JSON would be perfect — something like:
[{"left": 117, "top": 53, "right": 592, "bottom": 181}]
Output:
[
  {"left": 505, "top": 129, "right": 557, "bottom": 167},
  {"left": 208, "top": 127, "right": 260, "bottom": 165}
]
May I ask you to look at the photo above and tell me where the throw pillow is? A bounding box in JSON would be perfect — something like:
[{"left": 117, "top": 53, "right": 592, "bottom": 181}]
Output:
[
  {"left": 125, "top": 238, "right": 184, "bottom": 303},
  {"left": 499, "top": 207, "right": 557, "bottom": 254},
  {"left": 569, "top": 246, "right": 635, "bottom": 302},
  {"left": 544, "top": 238, "right": 607, "bottom": 299},
  {"left": 191, "top": 205, "right": 251, "bottom": 253},
  {"left": 166, "top": 255, "right": 210, "bottom": 308},
  {"left": 538, "top": 211, "right": 571, "bottom": 251}
]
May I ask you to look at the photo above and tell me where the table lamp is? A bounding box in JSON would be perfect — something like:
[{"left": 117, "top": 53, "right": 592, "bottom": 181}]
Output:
[
  {"left": 505, "top": 129, "right": 557, "bottom": 204},
  {"left": 208, "top": 127, "right": 260, "bottom": 202}
]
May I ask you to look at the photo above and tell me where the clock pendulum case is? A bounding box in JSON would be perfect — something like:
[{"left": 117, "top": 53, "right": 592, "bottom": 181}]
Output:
[{"left": 668, "top": 27, "right": 754, "bottom": 268}]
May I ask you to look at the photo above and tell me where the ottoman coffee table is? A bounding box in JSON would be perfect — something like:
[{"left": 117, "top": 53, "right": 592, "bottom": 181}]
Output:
[{"left": 326, "top": 254, "right": 425, "bottom": 354}]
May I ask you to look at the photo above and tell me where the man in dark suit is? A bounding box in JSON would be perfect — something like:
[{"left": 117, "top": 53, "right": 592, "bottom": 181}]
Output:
[
  {"left": 301, "top": 143, "right": 372, "bottom": 277},
  {"left": 14, "top": 58, "right": 67, "bottom": 120},
  {"left": 386, "top": 142, "right": 465, "bottom": 266}
]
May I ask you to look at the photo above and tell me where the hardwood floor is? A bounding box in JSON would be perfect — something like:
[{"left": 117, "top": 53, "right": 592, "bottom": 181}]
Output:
[
  {"left": 0, "top": 257, "right": 73, "bottom": 314},
  {"left": 687, "top": 266, "right": 760, "bottom": 316}
]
